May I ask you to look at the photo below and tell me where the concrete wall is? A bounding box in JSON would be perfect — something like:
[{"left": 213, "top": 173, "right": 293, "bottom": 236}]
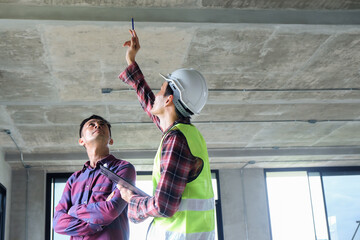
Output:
[
  {"left": 219, "top": 168, "right": 271, "bottom": 240},
  {"left": 0, "top": 150, "right": 12, "bottom": 240},
  {"left": 10, "top": 168, "right": 45, "bottom": 240}
]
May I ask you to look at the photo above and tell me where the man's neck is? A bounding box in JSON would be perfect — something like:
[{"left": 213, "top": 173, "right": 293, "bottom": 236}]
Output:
[
  {"left": 86, "top": 145, "right": 110, "bottom": 168},
  {"left": 158, "top": 112, "right": 178, "bottom": 133}
]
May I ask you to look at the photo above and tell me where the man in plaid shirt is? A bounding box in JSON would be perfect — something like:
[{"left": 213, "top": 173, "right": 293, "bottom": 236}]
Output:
[
  {"left": 53, "top": 115, "right": 136, "bottom": 240},
  {"left": 118, "top": 30, "right": 215, "bottom": 240}
]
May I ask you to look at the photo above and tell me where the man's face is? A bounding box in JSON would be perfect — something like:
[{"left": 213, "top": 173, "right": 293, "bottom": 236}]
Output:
[
  {"left": 79, "top": 119, "right": 112, "bottom": 147},
  {"left": 150, "top": 81, "right": 169, "bottom": 116}
]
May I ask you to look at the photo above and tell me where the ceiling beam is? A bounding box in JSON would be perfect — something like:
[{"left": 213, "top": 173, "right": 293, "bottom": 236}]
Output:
[
  {"left": 1, "top": 4, "right": 360, "bottom": 24},
  {"left": 5, "top": 146, "right": 360, "bottom": 163}
]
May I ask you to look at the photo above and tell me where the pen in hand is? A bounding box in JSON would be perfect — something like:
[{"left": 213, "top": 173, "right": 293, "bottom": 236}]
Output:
[{"left": 131, "top": 17, "right": 135, "bottom": 37}]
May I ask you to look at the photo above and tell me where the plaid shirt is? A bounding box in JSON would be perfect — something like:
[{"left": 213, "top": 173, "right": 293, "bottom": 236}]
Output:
[
  {"left": 53, "top": 155, "right": 136, "bottom": 240},
  {"left": 119, "top": 62, "right": 203, "bottom": 223}
]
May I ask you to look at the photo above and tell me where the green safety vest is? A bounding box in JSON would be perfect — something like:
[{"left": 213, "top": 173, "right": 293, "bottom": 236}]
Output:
[{"left": 148, "top": 123, "right": 215, "bottom": 240}]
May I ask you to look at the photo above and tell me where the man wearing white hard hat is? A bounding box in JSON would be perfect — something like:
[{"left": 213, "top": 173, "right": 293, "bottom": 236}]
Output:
[{"left": 118, "top": 30, "right": 215, "bottom": 240}]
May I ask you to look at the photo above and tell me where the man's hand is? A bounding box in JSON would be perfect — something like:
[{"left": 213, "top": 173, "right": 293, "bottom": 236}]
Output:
[
  {"left": 123, "top": 29, "right": 140, "bottom": 66},
  {"left": 117, "top": 184, "right": 135, "bottom": 203},
  {"left": 106, "top": 190, "right": 115, "bottom": 201}
]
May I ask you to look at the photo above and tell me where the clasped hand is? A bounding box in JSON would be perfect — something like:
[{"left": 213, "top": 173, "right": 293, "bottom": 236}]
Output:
[
  {"left": 105, "top": 184, "right": 134, "bottom": 203},
  {"left": 116, "top": 184, "right": 134, "bottom": 203}
]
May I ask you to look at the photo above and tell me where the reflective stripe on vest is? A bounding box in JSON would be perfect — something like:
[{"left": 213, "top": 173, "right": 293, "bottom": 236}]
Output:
[
  {"left": 178, "top": 198, "right": 215, "bottom": 212},
  {"left": 149, "top": 123, "right": 215, "bottom": 240}
]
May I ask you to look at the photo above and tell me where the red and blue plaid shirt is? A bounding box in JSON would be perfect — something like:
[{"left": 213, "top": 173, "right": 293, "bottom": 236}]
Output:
[
  {"left": 119, "top": 62, "right": 203, "bottom": 223},
  {"left": 53, "top": 155, "right": 136, "bottom": 239}
]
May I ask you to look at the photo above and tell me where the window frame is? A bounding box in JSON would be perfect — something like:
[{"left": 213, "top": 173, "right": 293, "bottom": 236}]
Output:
[
  {"left": 264, "top": 166, "right": 360, "bottom": 240},
  {"left": 0, "top": 183, "right": 6, "bottom": 240},
  {"left": 45, "top": 172, "right": 72, "bottom": 240}
]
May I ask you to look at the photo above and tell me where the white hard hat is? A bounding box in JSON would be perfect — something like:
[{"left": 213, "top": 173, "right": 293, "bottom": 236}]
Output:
[{"left": 160, "top": 68, "right": 208, "bottom": 117}]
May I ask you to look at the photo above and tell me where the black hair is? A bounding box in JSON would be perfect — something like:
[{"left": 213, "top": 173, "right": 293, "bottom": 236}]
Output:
[
  {"left": 164, "top": 83, "right": 192, "bottom": 119},
  {"left": 79, "top": 115, "right": 111, "bottom": 138},
  {"left": 164, "top": 82, "right": 174, "bottom": 97}
]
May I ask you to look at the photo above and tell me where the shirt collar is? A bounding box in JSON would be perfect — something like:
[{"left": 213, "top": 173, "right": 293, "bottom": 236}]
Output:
[
  {"left": 162, "top": 117, "right": 191, "bottom": 136},
  {"left": 81, "top": 154, "right": 114, "bottom": 172}
]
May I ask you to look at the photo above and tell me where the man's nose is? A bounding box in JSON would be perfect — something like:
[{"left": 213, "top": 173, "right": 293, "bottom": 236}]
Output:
[{"left": 95, "top": 123, "right": 101, "bottom": 128}]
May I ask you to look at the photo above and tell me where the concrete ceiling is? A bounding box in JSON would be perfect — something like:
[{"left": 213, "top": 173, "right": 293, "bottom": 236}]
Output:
[{"left": 1, "top": 0, "right": 360, "bottom": 171}]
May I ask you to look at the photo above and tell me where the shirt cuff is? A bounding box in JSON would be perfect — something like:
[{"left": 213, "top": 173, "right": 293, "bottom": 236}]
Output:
[
  {"left": 128, "top": 196, "right": 147, "bottom": 223},
  {"left": 89, "top": 222, "right": 103, "bottom": 232}
]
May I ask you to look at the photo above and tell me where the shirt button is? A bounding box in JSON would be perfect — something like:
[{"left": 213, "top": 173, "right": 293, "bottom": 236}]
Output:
[{"left": 84, "top": 201, "right": 87, "bottom": 204}]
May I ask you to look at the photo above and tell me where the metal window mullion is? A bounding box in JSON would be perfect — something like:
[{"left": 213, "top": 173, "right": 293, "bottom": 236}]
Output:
[{"left": 319, "top": 172, "right": 332, "bottom": 240}]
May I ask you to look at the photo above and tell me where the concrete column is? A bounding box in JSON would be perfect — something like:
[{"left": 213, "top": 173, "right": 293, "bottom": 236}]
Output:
[
  {"left": 219, "top": 168, "right": 271, "bottom": 240},
  {"left": 0, "top": 150, "right": 12, "bottom": 240},
  {"left": 10, "top": 168, "right": 45, "bottom": 240},
  {"left": 243, "top": 169, "right": 271, "bottom": 240}
]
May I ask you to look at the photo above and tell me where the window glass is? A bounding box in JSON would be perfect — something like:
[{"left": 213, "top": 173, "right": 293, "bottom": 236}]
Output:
[
  {"left": 266, "top": 171, "right": 316, "bottom": 240},
  {"left": 52, "top": 178, "right": 69, "bottom": 240},
  {"left": 266, "top": 169, "right": 360, "bottom": 240},
  {"left": 322, "top": 173, "right": 360, "bottom": 240},
  {"left": 308, "top": 172, "right": 328, "bottom": 240}
]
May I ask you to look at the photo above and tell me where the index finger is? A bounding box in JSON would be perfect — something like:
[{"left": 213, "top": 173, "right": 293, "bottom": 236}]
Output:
[{"left": 128, "top": 29, "right": 134, "bottom": 37}]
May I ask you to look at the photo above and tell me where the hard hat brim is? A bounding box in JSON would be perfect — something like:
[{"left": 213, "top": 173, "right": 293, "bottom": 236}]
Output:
[{"left": 159, "top": 73, "right": 171, "bottom": 82}]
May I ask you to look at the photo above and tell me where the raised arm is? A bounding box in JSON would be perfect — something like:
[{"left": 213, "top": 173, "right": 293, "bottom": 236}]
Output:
[{"left": 119, "top": 30, "right": 162, "bottom": 131}]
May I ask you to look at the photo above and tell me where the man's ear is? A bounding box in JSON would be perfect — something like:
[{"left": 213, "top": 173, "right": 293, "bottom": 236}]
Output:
[
  {"left": 79, "top": 137, "right": 85, "bottom": 147},
  {"left": 109, "top": 138, "right": 114, "bottom": 146},
  {"left": 165, "top": 94, "right": 174, "bottom": 106}
]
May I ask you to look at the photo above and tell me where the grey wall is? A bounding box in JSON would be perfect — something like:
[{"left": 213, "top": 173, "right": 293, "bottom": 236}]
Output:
[
  {"left": 220, "top": 168, "right": 271, "bottom": 240},
  {"left": 10, "top": 168, "right": 45, "bottom": 240},
  {"left": 0, "top": 150, "right": 11, "bottom": 240}
]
